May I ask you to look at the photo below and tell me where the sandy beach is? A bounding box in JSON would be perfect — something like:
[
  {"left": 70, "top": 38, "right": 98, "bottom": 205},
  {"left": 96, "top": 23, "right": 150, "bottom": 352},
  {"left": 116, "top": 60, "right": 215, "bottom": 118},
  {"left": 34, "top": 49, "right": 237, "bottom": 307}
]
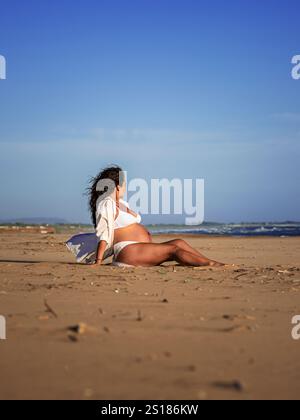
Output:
[{"left": 0, "top": 232, "right": 300, "bottom": 400}]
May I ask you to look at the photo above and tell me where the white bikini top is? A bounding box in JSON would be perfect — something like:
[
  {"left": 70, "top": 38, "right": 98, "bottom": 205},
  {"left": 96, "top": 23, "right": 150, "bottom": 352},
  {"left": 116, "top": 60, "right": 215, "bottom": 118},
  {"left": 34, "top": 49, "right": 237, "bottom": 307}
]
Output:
[
  {"left": 94, "top": 197, "right": 142, "bottom": 258},
  {"left": 114, "top": 199, "right": 142, "bottom": 229}
]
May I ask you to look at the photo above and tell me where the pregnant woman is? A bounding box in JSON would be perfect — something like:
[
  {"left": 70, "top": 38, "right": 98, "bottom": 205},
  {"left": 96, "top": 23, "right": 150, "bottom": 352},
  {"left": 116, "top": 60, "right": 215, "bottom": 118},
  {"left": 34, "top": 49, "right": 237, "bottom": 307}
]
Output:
[{"left": 87, "top": 165, "right": 224, "bottom": 268}]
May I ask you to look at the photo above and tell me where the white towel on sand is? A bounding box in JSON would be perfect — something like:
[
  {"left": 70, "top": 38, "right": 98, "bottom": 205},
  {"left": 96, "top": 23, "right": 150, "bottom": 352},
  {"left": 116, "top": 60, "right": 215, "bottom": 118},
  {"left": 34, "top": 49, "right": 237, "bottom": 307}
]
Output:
[{"left": 66, "top": 232, "right": 113, "bottom": 264}]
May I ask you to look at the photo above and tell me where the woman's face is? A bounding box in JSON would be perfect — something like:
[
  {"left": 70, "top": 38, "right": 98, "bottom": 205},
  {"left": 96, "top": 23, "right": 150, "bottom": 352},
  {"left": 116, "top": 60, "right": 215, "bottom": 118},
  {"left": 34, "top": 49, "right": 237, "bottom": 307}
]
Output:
[{"left": 118, "top": 181, "right": 126, "bottom": 198}]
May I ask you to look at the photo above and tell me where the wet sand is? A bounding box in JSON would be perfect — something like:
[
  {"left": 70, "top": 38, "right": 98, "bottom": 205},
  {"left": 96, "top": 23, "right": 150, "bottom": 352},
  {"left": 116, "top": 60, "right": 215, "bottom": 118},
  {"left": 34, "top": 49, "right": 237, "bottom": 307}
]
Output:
[{"left": 0, "top": 232, "right": 300, "bottom": 400}]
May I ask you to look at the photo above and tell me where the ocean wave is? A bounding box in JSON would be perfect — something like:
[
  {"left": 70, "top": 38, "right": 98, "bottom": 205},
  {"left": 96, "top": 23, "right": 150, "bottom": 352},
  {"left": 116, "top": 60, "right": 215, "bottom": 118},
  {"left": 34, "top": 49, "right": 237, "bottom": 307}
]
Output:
[{"left": 148, "top": 223, "right": 300, "bottom": 237}]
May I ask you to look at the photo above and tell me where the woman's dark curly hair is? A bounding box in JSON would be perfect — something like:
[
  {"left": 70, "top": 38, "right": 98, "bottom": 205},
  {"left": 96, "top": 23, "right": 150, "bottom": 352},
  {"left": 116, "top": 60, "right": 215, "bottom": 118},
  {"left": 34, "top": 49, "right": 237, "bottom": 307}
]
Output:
[{"left": 87, "top": 165, "right": 124, "bottom": 228}]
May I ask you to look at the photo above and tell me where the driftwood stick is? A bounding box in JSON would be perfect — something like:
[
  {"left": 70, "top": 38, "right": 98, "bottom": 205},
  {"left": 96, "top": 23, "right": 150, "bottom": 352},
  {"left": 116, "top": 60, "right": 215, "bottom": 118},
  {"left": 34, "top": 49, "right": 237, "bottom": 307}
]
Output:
[{"left": 44, "top": 299, "right": 58, "bottom": 318}]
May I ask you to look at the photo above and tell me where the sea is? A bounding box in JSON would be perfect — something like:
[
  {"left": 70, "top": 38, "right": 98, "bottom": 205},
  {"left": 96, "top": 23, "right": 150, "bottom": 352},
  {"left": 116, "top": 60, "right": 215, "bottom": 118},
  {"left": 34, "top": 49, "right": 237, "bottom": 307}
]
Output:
[{"left": 148, "top": 222, "right": 300, "bottom": 237}]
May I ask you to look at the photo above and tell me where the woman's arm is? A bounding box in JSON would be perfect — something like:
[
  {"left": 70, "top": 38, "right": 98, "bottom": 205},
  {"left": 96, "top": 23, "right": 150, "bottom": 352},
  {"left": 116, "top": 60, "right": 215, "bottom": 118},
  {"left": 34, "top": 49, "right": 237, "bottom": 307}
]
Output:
[
  {"left": 93, "top": 198, "right": 116, "bottom": 266},
  {"left": 94, "top": 240, "right": 108, "bottom": 265}
]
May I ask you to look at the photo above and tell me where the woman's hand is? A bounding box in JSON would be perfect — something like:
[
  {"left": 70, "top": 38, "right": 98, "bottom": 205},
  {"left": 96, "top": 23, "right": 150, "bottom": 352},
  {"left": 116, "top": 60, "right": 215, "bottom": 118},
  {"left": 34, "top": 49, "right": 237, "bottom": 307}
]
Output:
[
  {"left": 92, "top": 240, "right": 107, "bottom": 268},
  {"left": 90, "top": 260, "right": 102, "bottom": 267}
]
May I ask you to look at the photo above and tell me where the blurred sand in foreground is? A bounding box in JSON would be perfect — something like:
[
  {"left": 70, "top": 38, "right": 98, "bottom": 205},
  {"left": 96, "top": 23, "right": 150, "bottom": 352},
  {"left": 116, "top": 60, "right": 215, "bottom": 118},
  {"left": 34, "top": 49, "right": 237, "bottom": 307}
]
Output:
[{"left": 0, "top": 232, "right": 300, "bottom": 400}]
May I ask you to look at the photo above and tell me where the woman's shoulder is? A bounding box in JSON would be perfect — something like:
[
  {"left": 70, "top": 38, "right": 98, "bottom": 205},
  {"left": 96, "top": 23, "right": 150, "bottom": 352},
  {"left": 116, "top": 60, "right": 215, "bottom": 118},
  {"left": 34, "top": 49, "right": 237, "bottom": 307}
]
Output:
[{"left": 96, "top": 196, "right": 116, "bottom": 214}]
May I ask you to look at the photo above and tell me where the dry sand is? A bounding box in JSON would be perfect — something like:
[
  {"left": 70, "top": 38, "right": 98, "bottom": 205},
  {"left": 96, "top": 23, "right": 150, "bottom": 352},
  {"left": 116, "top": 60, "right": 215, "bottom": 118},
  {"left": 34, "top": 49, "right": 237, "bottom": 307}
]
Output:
[{"left": 0, "top": 232, "right": 300, "bottom": 400}]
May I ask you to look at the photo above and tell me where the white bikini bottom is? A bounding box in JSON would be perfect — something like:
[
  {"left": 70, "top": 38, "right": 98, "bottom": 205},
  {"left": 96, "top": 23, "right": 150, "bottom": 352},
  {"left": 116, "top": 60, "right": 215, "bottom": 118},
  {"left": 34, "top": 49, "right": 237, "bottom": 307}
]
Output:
[{"left": 113, "top": 241, "right": 139, "bottom": 267}]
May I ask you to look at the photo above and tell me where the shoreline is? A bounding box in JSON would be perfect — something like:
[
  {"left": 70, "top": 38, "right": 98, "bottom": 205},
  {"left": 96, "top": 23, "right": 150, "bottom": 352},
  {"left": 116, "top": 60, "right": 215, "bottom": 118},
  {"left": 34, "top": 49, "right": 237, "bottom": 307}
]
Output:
[{"left": 2, "top": 229, "right": 300, "bottom": 239}]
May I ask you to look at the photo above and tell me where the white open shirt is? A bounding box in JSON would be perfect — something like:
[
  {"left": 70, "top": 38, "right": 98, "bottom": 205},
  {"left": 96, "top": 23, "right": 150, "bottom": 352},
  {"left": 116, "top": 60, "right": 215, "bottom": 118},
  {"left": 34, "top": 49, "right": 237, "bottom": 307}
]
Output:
[{"left": 66, "top": 196, "right": 128, "bottom": 264}]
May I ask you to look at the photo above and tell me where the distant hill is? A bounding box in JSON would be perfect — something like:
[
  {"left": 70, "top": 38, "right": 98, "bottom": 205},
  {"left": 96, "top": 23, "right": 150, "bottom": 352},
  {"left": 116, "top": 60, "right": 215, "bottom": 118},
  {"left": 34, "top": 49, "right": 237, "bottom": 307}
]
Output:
[{"left": 0, "top": 217, "right": 69, "bottom": 225}]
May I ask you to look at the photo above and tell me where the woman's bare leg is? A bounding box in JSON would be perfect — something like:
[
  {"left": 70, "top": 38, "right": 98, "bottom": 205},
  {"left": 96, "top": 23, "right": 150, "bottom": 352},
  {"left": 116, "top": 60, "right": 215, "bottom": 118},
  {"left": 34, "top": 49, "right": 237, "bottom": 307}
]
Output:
[
  {"left": 116, "top": 242, "right": 224, "bottom": 267},
  {"left": 162, "top": 239, "right": 210, "bottom": 259}
]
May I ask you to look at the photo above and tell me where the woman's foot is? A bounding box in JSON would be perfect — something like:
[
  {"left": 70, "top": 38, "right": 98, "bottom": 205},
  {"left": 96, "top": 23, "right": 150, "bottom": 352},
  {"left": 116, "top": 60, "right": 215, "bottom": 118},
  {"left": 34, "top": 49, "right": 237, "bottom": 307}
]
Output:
[{"left": 208, "top": 260, "right": 225, "bottom": 267}]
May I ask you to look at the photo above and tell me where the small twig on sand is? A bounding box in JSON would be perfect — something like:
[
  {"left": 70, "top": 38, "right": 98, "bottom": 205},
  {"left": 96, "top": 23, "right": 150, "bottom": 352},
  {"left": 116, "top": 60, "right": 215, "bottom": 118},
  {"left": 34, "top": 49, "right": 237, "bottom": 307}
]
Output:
[
  {"left": 211, "top": 380, "right": 244, "bottom": 392},
  {"left": 44, "top": 299, "right": 58, "bottom": 318},
  {"left": 136, "top": 310, "right": 144, "bottom": 321},
  {"left": 234, "top": 272, "right": 248, "bottom": 280}
]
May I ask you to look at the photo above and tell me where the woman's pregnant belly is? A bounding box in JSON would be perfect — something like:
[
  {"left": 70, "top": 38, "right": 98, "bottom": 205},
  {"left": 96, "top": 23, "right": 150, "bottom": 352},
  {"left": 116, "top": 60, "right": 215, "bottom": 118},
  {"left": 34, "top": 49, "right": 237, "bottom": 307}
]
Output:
[{"left": 114, "top": 223, "right": 152, "bottom": 245}]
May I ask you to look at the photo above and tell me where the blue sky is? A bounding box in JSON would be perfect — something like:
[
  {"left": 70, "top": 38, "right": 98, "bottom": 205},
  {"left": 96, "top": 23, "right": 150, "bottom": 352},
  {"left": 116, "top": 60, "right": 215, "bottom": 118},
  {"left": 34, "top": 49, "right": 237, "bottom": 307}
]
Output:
[{"left": 0, "top": 0, "right": 299, "bottom": 223}]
